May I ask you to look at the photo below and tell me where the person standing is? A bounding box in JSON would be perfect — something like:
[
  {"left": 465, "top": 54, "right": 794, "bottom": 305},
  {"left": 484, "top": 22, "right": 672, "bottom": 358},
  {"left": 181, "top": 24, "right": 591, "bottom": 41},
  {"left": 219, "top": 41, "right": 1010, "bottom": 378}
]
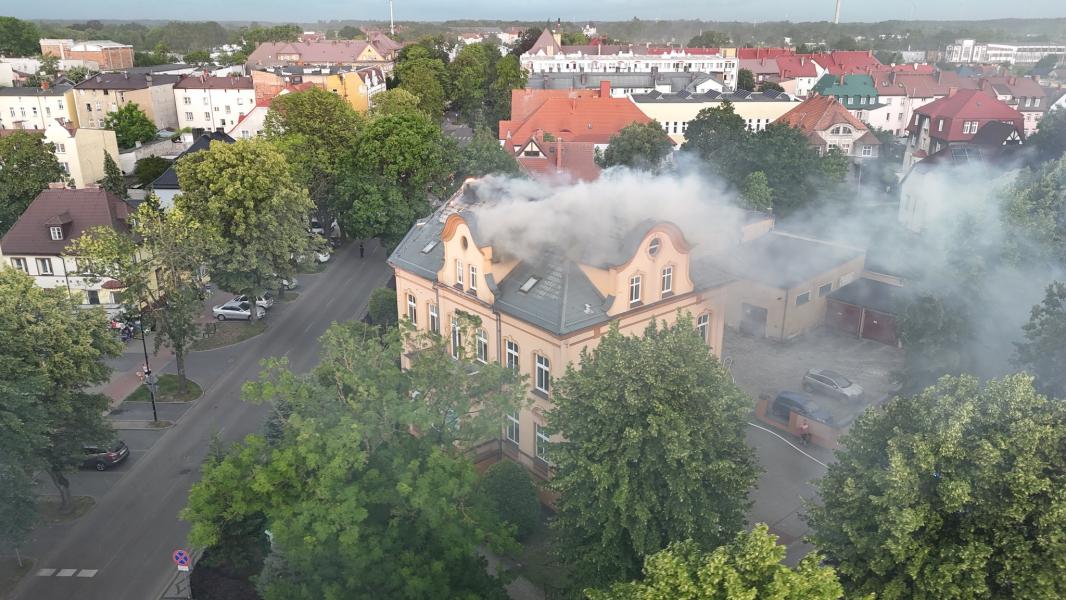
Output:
[
  {"left": 359, "top": 241, "right": 365, "bottom": 258},
  {"left": 799, "top": 420, "right": 811, "bottom": 446}
]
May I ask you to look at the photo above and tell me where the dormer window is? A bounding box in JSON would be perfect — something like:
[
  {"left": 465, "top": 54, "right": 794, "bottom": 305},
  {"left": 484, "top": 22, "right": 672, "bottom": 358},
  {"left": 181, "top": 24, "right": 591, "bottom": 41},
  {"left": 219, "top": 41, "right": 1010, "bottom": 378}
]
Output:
[{"left": 49, "top": 226, "right": 64, "bottom": 240}]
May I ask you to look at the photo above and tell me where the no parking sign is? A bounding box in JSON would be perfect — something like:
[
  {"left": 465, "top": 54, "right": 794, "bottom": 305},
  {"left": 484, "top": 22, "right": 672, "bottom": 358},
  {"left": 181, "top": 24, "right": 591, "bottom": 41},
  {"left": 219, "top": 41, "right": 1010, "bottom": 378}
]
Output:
[{"left": 173, "top": 549, "right": 190, "bottom": 572}]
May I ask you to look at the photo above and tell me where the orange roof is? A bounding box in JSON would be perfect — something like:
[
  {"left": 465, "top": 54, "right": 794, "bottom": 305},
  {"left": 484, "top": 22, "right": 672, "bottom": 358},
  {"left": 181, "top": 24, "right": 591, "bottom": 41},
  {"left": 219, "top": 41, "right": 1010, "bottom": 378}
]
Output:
[
  {"left": 499, "top": 88, "right": 651, "bottom": 146},
  {"left": 517, "top": 136, "right": 601, "bottom": 183},
  {"left": 774, "top": 94, "right": 872, "bottom": 135}
]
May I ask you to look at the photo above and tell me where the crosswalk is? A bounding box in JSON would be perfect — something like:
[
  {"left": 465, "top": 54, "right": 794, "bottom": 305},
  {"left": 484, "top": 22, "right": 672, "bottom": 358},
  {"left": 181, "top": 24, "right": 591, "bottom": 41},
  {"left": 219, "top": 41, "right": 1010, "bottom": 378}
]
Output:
[{"left": 36, "top": 568, "right": 98, "bottom": 578}]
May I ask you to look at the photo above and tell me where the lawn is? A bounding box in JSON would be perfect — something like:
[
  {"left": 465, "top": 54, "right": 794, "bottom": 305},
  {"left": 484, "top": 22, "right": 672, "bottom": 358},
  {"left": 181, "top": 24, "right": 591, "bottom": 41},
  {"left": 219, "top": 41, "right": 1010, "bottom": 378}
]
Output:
[
  {"left": 191, "top": 320, "right": 267, "bottom": 351},
  {"left": 38, "top": 495, "right": 95, "bottom": 523},
  {"left": 0, "top": 556, "right": 34, "bottom": 600},
  {"left": 509, "top": 507, "right": 571, "bottom": 595},
  {"left": 124, "top": 374, "right": 202, "bottom": 403}
]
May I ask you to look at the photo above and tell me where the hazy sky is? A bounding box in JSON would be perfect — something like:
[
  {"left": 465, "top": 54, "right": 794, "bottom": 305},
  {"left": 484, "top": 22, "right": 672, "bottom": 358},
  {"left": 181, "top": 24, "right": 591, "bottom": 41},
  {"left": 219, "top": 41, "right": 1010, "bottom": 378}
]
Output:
[{"left": 9, "top": 0, "right": 1065, "bottom": 23}]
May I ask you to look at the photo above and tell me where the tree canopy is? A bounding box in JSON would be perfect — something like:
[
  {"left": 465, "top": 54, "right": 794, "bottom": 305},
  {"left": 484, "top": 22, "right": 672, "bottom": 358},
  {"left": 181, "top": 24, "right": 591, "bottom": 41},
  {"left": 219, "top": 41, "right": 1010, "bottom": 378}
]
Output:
[
  {"left": 0, "top": 17, "right": 40, "bottom": 56},
  {"left": 588, "top": 525, "right": 845, "bottom": 600},
  {"left": 549, "top": 317, "right": 758, "bottom": 592},
  {"left": 687, "top": 30, "right": 731, "bottom": 47},
  {"left": 807, "top": 374, "right": 1066, "bottom": 600},
  {"left": 597, "top": 121, "right": 674, "bottom": 172},
  {"left": 99, "top": 152, "right": 126, "bottom": 198},
  {"left": 449, "top": 43, "right": 495, "bottom": 127},
  {"left": 736, "top": 68, "right": 756, "bottom": 92},
  {"left": 1014, "top": 281, "right": 1066, "bottom": 398},
  {"left": 0, "top": 131, "right": 65, "bottom": 235},
  {"left": 104, "top": 103, "right": 158, "bottom": 149},
  {"left": 395, "top": 57, "right": 449, "bottom": 120},
  {"left": 454, "top": 129, "right": 521, "bottom": 182},
  {"left": 487, "top": 54, "right": 527, "bottom": 125}
]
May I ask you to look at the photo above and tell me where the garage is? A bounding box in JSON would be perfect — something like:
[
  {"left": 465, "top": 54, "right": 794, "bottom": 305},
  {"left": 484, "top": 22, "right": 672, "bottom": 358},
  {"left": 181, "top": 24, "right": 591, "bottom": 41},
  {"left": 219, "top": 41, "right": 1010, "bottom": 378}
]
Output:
[
  {"left": 827, "top": 278, "right": 902, "bottom": 347},
  {"left": 740, "top": 303, "right": 768, "bottom": 337},
  {"left": 826, "top": 299, "right": 862, "bottom": 336}
]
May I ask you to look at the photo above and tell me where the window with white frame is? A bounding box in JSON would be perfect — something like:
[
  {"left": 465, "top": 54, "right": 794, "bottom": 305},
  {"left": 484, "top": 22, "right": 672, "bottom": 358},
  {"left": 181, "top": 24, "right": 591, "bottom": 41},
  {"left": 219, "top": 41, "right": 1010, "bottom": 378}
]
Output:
[
  {"left": 819, "top": 282, "right": 833, "bottom": 296},
  {"left": 505, "top": 340, "right": 519, "bottom": 371},
  {"left": 50, "top": 226, "right": 64, "bottom": 240},
  {"left": 455, "top": 259, "right": 463, "bottom": 286},
  {"left": 629, "top": 275, "right": 642, "bottom": 305},
  {"left": 475, "top": 328, "right": 488, "bottom": 363},
  {"left": 506, "top": 412, "right": 520, "bottom": 444},
  {"left": 535, "top": 354, "right": 550, "bottom": 394},
  {"left": 36, "top": 258, "right": 53, "bottom": 275},
  {"left": 697, "top": 313, "right": 709, "bottom": 341},
  {"left": 428, "top": 303, "right": 439, "bottom": 333},
  {"left": 661, "top": 266, "right": 673, "bottom": 295},
  {"left": 10, "top": 258, "right": 27, "bottom": 272},
  {"left": 861, "top": 145, "right": 873, "bottom": 157},
  {"left": 536, "top": 424, "right": 551, "bottom": 463},
  {"left": 450, "top": 317, "right": 462, "bottom": 359},
  {"left": 406, "top": 293, "right": 417, "bottom": 324},
  {"left": 795, "top": 291, "right": 811, "bottom": 306}
]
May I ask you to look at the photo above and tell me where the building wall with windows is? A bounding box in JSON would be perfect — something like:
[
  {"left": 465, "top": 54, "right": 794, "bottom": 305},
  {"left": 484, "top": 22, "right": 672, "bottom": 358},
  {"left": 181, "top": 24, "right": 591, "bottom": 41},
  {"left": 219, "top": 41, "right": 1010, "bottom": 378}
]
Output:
[
  {"left": 0, "top": 87, "right": 78, "bottom": 130},
  {"left": 174, "top": 81, "right": 256, "bottom": 134},
  {"left": 631, "top": 94, "right": 799, "bottom": 144},
  {"left": 73, "top": 77, "right": 180, "bottom": 130},
  {"left": 44, "top": 121, "right": 120, "bottom": 188}
]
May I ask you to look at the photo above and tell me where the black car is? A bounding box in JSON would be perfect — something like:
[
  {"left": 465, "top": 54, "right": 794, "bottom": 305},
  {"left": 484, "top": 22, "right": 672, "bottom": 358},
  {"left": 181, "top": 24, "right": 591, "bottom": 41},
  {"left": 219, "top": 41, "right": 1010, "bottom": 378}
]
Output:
[
  {"left": 770, "top": 391, "right": 835, "bottom": 425},
  {"left": 82, "top": 440, "right": 129, "bottom": 471}
]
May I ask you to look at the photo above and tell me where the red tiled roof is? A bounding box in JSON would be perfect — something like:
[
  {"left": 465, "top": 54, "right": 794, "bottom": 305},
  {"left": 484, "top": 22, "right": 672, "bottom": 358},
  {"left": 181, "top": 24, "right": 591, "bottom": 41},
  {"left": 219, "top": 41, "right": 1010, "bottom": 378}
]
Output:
[
  {"left": 774, "top": 94, "right": 873, "bottom": 136},
  {"left": 807, "top": 51, "right": 882, "bottom": 75},
  {"left": 646, "top": 47, "right": 722, "bottom": 55},
  {"left": 736, "top": 47, "right": 794, "bottom": 60},
  {"left": 871, "top": 70, "right": 979, "bottom": 98},
  {"left": 517, "top": 136, "right": 601, "bottom": 183},
  {"left": 246, "top": 40, "right": 381, "bottom": 66},
  {"left": 978, "top": 75, "right": 1045, "bottom": 100},
  {"left": 739, "top": 58, "right": 780, "bottom": 75},
  {"left": 499, "top": 89, "right": 651, "bottom": 146},
  {"left": 175, "top": 75, "right": 253, "bottom": 89},
  {"left": 775, "top": 55, "right": 819, "bottom": 78},
  {"left": 0, "top": 188, "right": 131, "bottom": 256},
  {"left": 912, "top": 89, "right": 1024, "bottom": 142}
]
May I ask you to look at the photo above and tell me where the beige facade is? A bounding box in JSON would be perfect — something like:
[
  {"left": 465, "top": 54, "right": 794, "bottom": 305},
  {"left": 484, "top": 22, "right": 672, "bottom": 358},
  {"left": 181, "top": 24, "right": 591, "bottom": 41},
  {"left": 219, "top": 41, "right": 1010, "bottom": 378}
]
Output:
[
  {"left": 45, "top": 121, "right": 119, "bottom": 188},
  {"left": 632, "top": 96, "right": 800, "bottom": 144},
  {"left": 0, "top": 87, "right": 78, "bottom": 130},
  {"left": 73, "top": 78, "right": 179, "bottom": 130}
]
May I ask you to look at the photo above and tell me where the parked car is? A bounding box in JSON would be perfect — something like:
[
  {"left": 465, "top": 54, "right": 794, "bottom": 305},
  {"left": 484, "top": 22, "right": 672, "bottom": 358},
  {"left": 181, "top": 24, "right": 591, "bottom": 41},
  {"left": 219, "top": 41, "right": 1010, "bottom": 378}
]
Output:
[
  {"left": 279, "top": 276, "right": 298, "bottom": 290},
  {"left": 212, "top": 301, "right": 266, "bottom": 321},
  {"left": 82, "top": 440, "right": 129, "bottom": 471},
  {"left": 771, "top": 391, "right": 835, "bottom": 425},
  {"left": 309, "top": 217, "right": 325, "bottom": 235},
  {"left": 803, "top": 368, "right": 864, "bottom": 402},
  {"left": 232, "top": 293, "right": 274, "bottom": 309}
]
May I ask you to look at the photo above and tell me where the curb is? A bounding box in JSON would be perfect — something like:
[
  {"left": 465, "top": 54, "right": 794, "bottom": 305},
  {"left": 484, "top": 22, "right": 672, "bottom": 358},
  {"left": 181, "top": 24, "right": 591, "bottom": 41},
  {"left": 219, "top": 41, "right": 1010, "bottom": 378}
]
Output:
[
  {"left": 189, "top": 321, "right": 270, "bottom": 353},
  {"left": 110, "top": 420, "right": 175, "bottom": 430}
]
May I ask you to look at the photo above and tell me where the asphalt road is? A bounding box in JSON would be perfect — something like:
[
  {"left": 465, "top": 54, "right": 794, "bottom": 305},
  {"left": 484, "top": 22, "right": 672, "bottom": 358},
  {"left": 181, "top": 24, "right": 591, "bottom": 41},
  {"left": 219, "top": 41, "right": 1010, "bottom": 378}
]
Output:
[{"left": 11, "top": 241, "right": 392, "bottom": 600}]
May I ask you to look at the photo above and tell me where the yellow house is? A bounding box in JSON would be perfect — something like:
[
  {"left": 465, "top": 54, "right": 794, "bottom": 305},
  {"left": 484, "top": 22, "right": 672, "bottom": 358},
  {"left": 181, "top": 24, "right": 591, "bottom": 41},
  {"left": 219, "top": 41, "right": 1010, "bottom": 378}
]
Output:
[
  {"left": 44, "top": 120, "right": 120, "bottom": 188},
  {"left": 631, "top": 90, "right": 801, "bottom": 144},
  {"left": 388, "top": 180, "right": 864, "bottom": 477},
  {"left": 250, "top": 66, "right": 386, "bottom": 113}
]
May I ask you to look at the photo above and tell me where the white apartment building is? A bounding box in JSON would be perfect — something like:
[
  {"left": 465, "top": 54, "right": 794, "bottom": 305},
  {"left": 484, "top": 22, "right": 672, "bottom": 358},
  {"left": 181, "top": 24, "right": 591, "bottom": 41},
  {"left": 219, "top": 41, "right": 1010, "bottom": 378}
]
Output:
[
  {"left": 173, "top": 74, "right": 256, "bottom": 134},
  {"left": 945, "top": 39, "right": 1066, "bottom": 65},
  {"left": 0, "top": 85, "right": 77, "bottom": 130}
]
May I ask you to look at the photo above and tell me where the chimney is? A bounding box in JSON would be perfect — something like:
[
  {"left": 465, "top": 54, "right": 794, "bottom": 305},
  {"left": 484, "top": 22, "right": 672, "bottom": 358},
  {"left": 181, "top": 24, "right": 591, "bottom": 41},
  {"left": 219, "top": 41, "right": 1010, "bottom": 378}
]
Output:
[
  {"left": 839, "top": 73, "right": 845, "bottom": 84},
  {"left": 948, "top": 86, "right": 958, "bottom": 97},
  {"left": 599, "top": 80, "right": 610, "bottom": 97},
  {"left": 556, "top": 137, "right": 563, "bottom": 169}
]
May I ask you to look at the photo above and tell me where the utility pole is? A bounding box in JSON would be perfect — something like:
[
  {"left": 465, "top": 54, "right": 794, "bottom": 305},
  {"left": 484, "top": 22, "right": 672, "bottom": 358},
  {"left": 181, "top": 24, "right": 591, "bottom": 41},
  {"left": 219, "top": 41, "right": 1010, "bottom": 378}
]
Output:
[
  {"left": 388, "top": 0, "right": 395, "bottom": 36},
  {"left": 138, "top": 320, "right": 159, "bottom": 423},
  {"left": 833, "top": 0, "right": 842, "bottom": 24}
]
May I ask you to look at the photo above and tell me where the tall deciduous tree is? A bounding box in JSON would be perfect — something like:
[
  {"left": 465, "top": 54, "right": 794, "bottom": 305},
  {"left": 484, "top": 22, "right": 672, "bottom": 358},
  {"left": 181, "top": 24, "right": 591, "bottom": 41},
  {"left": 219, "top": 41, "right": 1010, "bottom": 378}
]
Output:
[
  {"left": 369, "top": 88, "right": 424, "bottom": 118},
  {"left": 807, "top": 374, "right": 1066, "bottom": 600},
  {"left": 175, "top": 139, "right": 317, "bottom": 311},
  {"left": 550, "top": 318, "right": 758, "bottom": 592},
  {"left": 509, "top": 27, "right": 542, "bottom": 57},
  {"left": 1014, "top": 281, "right": 1066, "bottom": 398},
  {"left": 454, "top": 128, "right": 521, "bottom": 181},
  {"left": 396, "top": 58, "right": 448, "bottom": 120},
  {"left": 99, "top": 152, "right": 126, "bottom": 198},
  {"left": 0, "top": 131, "right": 65, "bottom": 235},
  {"left": 597, "top": 121, "right": 674, "bottom": 172},
  {"left": 588, "top": 525, "right": 845, "bottom": 600},
  {"left": 736, "top": 68, "right": 756, "bottom": 91},
  {"left": 449, "top": 43, "right": 494, "bottom": 127},
  {"left": 680, "top": 101, "right": 749, "bottom": 182},
  {"left": 104, "top": 103, "right": 157, "bottom": 149},
  {"left": 68, "top": 199, "right": 210, "bottom": 392},
  {"left": 687, "top": 30, "right": 731, "bottom": 47},
  {"left": 1027, "top": 108, "right": 1066, "bottom": 164},
  {"left": 0, "top": 269, "right": 120, "bottom": 512},
  {"left": 0, "top": 17, "right": 40, "bottom": 56},
  {"left": 488, "top": 54, "right": 527, "bottom": 124},
  {"left": 741, "top": 170, "right": 773, "bottom": 211},
  {"left": 134, "top": 155, "right": 171, "bottom": 187}
]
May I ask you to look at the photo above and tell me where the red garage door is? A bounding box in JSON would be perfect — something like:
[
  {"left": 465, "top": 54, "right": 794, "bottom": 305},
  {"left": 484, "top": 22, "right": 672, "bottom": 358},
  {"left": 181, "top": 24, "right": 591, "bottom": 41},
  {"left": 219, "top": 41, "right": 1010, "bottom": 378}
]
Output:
[
  {"left": 826, "top": 299, "right": 861, "bottom": 336},
  {"left": 861, "top": 310, "right": 898, "bottom": 346}
]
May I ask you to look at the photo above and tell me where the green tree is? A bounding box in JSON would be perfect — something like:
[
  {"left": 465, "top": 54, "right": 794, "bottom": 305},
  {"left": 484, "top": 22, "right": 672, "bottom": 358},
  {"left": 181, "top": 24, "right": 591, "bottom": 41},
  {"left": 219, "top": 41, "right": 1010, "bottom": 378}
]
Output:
[
  {"left": 680, "top": 101, "right": 750, "bottom": 183},
  {"left": 0, "top": 131, "right": 65, "bottom": 235},
  {"left": 560, "top": 32, "right": 590, "bottom": 45},
  {"left": 104, "top": 103, "right": 157, "bottom": 149},
  {"left": 369, "top": 88, "right": 424, "bottom": 118},
  {"left": 63, "top": 65, "right": 94, "bottom": 83},
  {"left": 0, "top": 269, "right": 120, "bottom": 512},
  {"left": 338, "top": 25, "right": 364, "bottom": 40},
  {"left": 759, "top": 80, "right": 785, "bottom": 93},
  {"left": 736, "top": 68, "right": 756, "bottom": 91},
  {"left": 741, "top": 170, "right": 773, "bottom": 211},
  {"left": 1026, "top": 108, "right": 1066, "bottom": 164},
  {"left": 808, "top": 374, "right": 1066, "bottom": 600},
  {"left": 897, "top": 294, "right": 970, "bottom": 393},
  {"left": 0, "top": 17, "right": 40, "bottom": 56},
  {"left": 1014, "top": 281, "right": 1066, "bottom": 398},
  {"left": 182, "top": 50, "right": 212, "bottom": 64},
  {"left": 748, "top": 123, "right": 841, "bottom": 214},
  {"left": 134, "top": 155, "right": 171, "bottom": 187},
  {"left": 454, "top": 128, "right": 521, "bottom": 181},
  {"left": 1005, "top": 155, "right": 1066, "bottom": 263},
  {"left": 263, "top": 87, "right": 364, "bottom": 222},
  {"left": 38, "top": 53, "right": 60, "bottom": 79},
  {"left": 367, "top": 287, "right": 397, "bottom": 327},
  {"left": 510, "top": 27, "right": 543, "bottom": 56},
  {"left": 588, "top": 525, "right": 845, "bottom": 600},
  {"left": 67, "top": 200, "right": 210, "bottom": 393},
  {"left": 550, "top": 318, "right": 758, "bottom": 591},
  {"left": 688, "top": 30, "right": 731, "bottom": 47},
  {"left": 449, "top": 43, "right": 493, "bottom": 126},
  {"left": 597, "top": 121, "right": 674, "bottom": 172},
  {"left": 99, "top": 152, "right": 126, "bottom": 198},
  {"left": 487, "top": 54, "right": 527, "bottom": 124},
  {"left": 477, "top": 461, "right": 541, "bottom": 541},
  {"left": 175, "top": 139, "right": 317, "bottom": 313},
  {"left": 396, "top": 58, "right": 448, "bottom": 120}
]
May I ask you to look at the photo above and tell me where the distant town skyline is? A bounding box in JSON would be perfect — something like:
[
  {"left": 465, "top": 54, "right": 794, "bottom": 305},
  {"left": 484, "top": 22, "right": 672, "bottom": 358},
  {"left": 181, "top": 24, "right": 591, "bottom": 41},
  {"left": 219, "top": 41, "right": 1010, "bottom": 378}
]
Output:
[{"left": 7, "top": 0, "right": 1065, "bottom": 24}]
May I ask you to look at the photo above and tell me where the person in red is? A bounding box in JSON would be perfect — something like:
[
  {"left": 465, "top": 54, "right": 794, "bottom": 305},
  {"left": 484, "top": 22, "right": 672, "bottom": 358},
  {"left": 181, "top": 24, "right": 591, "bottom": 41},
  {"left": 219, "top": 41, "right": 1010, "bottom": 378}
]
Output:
[{"left": 799, "top": 420, "right": 811, "bottom": 446}]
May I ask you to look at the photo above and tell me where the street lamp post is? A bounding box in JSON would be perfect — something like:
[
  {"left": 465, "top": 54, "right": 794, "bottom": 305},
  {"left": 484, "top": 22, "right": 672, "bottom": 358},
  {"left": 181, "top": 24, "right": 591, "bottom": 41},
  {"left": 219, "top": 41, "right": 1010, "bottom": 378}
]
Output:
[{"left": 138, "top": 320, "right": 159, "bottom": 423}]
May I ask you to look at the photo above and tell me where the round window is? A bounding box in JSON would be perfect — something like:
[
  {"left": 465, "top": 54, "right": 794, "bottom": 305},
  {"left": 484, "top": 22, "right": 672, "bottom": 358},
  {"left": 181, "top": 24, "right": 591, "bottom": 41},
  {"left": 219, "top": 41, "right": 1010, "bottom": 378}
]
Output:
[
  {"left": 460, "top": 236, "right": 468, "bottom": 250},
  {"left": 648, "top": 237, "right": 661, "bottom": 256}
]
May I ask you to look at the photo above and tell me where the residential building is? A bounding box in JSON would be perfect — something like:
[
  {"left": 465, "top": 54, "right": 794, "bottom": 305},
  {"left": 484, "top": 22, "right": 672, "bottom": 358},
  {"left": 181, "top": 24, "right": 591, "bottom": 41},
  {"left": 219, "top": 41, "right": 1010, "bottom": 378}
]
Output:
[
  {"left": 945, "top": 39, "right": 1066, "bottom": 65},
  {"left": 903, "top": 88, "right": 1025, "bottom": 170},
  {"left": 524, "top": 70, "right": 725, "bottom": 96},
  {"left": 738, "top": 57, "right": 781, "bottom": 85},
  {"left": 771, "top": 55, "right": 824, "bottom": 97},
  {"left": 513, "top": 133, "right": 601, "bottom": 183},
  {"left": 0, "top": 56, "right": 99, "bottom": 75},
  {"left": 72, "top": 73, "right": 181, "bottom": 130},
  {"left": 246, "top": 36, "right": 396, "bottom": 71},
  {"left": 521, "top": 29, "right": 739, "bottom": 89},
  {"left": 869, "top": 69, "right": 978, "bottom": 137},
  {"left": 250, "top": 66, "right": 385, "bottom": 112},
  {"left": 43, "top": 120, "right": 120, "bottom": 188},
  {"left": 226, "top": 98, "right": 271, "bottom": 140},
  {"left": 774, "top": 95, "right": 881, "bottom": 184},
  {"left": 0, "top": 63, "right": 12, "bottom": 87},
  {"left": 39, "top": 39, "right": 134, "bottom": 70},
  {"left": 174, "top": 74, "right": 256, "bottom": 135},
  {"left": 0, "top": 84, "right": 78, "bottom": 130},
  {"left": 810, "top": 74, "right": 889, "bottom": 124},
  {"left": 499, "top": 83, "right": 653, "bottom": 153},
  {"left": 388, "top": 179, "right": 864, "bottom": 477},
  {"left": 973, "top": 75, "right": 1048, "bottom": 136},
  {"left": 630, "top": 89, "right": 799, "bottom": 144},
  {"left": 0, "top": 186, "right": 132, "bottom": 313},
  {"left": 149, "top": 132, "right": 235, "bottom": 208}
]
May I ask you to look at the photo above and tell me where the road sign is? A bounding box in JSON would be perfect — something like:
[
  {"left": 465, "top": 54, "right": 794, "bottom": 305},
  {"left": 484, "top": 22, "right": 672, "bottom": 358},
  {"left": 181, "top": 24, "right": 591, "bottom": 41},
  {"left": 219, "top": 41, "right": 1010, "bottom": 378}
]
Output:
[{"left": 172, "top": 549, "right": 190, "bottom": 568}]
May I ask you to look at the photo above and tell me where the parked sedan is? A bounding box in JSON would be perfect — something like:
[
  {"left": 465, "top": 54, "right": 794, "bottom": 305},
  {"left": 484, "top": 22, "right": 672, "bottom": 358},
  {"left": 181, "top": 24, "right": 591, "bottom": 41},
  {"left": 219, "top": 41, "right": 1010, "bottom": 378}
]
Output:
[
  {"left": 232, "top": 293, "right": 274, "bottom": 309},
  {"left": 771, "top": 391, "right": 835, "bottom": 425},
  {"left": 212, "top": 301, "right": 266, "bottom": 321},
  {"left": 82, "top": 440, "right": 129, "bottom": 471},
  {"left": 803, "top": 368, "right": 864, "bottom": 402}
]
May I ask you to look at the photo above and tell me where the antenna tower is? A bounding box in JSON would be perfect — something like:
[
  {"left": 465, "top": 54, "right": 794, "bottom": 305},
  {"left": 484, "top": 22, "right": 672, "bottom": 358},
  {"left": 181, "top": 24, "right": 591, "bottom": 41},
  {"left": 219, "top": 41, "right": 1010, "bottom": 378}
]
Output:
[
  {"left": 389, "top": 0, "right": 395, "bottom": 35},
  {"left": 833, "top": 0, "right": 842, "bottom": 24}
]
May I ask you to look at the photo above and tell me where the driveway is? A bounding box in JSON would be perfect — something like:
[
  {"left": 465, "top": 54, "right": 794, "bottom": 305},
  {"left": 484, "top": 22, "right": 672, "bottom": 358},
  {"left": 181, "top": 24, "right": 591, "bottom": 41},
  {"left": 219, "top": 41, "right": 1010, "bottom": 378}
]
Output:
[{"left": 8, "top": 241, "right": 392, "bottom": 600}]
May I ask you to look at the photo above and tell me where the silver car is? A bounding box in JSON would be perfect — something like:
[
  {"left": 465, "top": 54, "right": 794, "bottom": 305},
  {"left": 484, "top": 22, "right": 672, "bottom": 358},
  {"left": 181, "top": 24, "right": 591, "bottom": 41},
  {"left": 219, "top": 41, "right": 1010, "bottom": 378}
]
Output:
[
  {"left": 212, "top": 301, "right": 266, "bottom": 321},
  {"left": 232, "top": 293, "right": 274, "bottom": 309},
  {"left": 803, "top": 368, "right": 863, "bottom": 402}
]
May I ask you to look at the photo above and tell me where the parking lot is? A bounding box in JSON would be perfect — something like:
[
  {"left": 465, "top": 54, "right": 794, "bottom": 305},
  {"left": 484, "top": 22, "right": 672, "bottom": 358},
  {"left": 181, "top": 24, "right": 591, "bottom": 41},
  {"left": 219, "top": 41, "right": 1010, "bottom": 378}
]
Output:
[{"left": 723, "top": 325, "right": 903, "bottom": 427}]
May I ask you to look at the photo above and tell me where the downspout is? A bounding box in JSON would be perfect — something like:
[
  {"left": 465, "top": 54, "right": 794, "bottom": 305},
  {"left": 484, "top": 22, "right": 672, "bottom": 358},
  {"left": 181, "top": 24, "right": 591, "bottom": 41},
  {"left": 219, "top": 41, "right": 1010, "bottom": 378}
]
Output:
[
  {"left": 780, "top": 288, "right": 790, "bottom": 341},
  {"left": 434, "top": 282, "right": 441, "bottom": 334}
]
